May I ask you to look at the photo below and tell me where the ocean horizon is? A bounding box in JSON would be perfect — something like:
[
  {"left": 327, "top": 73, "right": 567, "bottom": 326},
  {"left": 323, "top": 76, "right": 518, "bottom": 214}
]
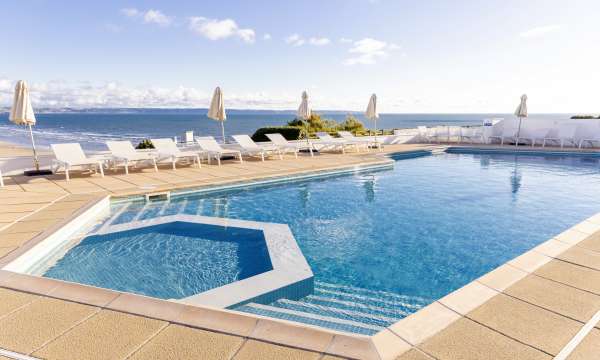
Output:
[{"left": 0, "top": 109, "right": 574, "bottom": 151}]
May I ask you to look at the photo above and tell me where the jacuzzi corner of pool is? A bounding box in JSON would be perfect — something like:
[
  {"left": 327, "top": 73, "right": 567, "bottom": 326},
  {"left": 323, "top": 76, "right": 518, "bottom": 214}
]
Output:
[{"left": 5, "top": 212, "right": 314, "bottom": 310}]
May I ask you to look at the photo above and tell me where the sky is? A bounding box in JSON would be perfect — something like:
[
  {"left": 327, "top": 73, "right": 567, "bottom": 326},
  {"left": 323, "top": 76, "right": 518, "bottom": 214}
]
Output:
[{"left": 0, "top": 0, "right": 598, "bottom": 113}]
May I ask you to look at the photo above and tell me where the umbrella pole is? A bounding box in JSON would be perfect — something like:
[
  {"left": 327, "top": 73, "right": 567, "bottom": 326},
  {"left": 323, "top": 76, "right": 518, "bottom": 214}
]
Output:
[
  {"left": 28, "top": 124, "right": 40, "bottom": 171},
  {"left": 220, "top": 121, "right": 226, "bottom": 144},
  {"left": 516, "top": 116, "right": 522, "bottom": 147},
  {"left": 374, "top": 119, "right": 378, "bottom": 144}
]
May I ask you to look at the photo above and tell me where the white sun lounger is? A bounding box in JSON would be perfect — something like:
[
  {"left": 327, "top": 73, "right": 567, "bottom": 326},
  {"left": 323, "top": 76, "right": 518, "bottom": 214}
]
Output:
[
  {"left": 579, "top": 134, "right": 600, "bottom": 149},
  {"left": 542, "top": 124, "right": 579, "bottom": 148},
  {"left": 488, "top": 125, "right": 518, "bottom": 145},
  {"left": 150, "top": 138, "right": 201, "bottom": 170},
  {"left": 51, "top": 143, "right": 105, "bottom": 181},
  {"left": 266, "top": 133, "right": 313, "bottom": 157},
  {"left": 0, "top": 169, "right": 4, "bottom": 187},
  {"left": 459, "top": 127, "right": 484, "bottom": 144},
  {"left": 232, "top": 134, "right": 283, "bottom": 161},
  {"left": 338, "top": 131, "right": 381, "bottom": 150},
  {"left": 315, "top": 132, "right": 360, "bottom": 153},
  {"left": 106, "top": 141, "right": 158, "bottom": 174},
  {"left": 195, "top": 136, "right": 243, "bottom": 165}
]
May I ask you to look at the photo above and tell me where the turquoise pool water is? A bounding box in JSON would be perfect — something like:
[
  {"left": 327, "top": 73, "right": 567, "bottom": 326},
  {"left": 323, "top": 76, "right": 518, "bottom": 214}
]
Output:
[{"left": 43, "top": 150, "right": 600, "bottom": 334}]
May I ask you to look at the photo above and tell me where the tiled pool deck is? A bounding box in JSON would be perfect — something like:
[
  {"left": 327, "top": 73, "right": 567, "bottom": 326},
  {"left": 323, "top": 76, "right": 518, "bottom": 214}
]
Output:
[{"left": 1, "top": 144, "right": 600, "bottom": 359}]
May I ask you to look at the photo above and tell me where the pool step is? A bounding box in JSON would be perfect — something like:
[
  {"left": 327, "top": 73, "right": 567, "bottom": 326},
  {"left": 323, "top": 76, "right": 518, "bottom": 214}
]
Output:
[
  {"left": 238, "top": 302, "right": 383, "bottom": 335},
  {"left": 236, "top": 282, "right": 431, "bottom": 335}
]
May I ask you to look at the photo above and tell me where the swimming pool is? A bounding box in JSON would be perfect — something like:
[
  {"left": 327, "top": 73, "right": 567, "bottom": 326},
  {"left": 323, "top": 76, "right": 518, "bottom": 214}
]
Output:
[{"left": 42, "top": 150, "right": 600, "bottom": 335}]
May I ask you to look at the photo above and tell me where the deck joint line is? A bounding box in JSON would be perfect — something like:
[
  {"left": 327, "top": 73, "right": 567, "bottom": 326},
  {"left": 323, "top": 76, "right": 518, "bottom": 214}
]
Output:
[{"left": 554, "top": 310, "right": 600, "bottom": 360}]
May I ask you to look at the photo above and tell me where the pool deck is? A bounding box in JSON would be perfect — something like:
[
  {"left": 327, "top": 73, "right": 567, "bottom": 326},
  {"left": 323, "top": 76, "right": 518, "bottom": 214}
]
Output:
[{"left": 1, "top": 143, "right": 600, "bottom": 359}]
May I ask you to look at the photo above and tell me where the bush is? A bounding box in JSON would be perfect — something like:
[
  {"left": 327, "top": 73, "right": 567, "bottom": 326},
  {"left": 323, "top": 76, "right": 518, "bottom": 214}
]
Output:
[
  {"left": 571, "top": 115, "right": 598, "bottom": 119},
  {"left": 251, "top": 126, "right": 302, "bottom": 142},
  {"left": 338, "top": 115, "right": 365, "bottom": 133},
  {"left": 135, "top": 139, "right": 154, "bottom": 149}
]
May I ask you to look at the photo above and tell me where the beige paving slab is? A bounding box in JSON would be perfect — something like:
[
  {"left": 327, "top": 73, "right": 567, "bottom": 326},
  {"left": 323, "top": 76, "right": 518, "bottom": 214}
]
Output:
[
  {"left": 371, "top": 329, "right": 411, "bottom": 360},
  {"left": 0, "top": 212, "right": 33, "bottom": 222},
  {"left": 107, "top": 292, "right": 187, "bottom": 322},
  {"left": 504, "top": 275, "right": 600, "bottom": 323},
  {"left": 389, "top": 302, "right": 461, "bottom": 345},
  {"left": 566, "top": 328, "right": 600, "bottom": 360},
  {"left": 467, "top": 294, "right": 581, "bottom": 355},
  {"left": 0, "top": 231, "right": 40, "bottom": 248},
  {"left": 22, "top": 209, "right": 78, "bottom": 222},
  {"left": 533, "top": 239, "right": 572, "bottom": 258},
  {"left": 0, "top": 297, "right": 97, "bottom": 354},
  {"left": 419, "top": 317, "right": 551, "bottom": 360},
  {"left": 175, "top": 306, "right": 258, "bottom": 337},
  {"left": 0, "top": 247, "right": 16, "bottom": 258},
  {"left": 1, "top": 203, "right": 50, "bottom": 213},
  {"left": 0, "top": 288, "right": 38, "bottom": 318},
  {"left": 477, "top": 264, "right": 528, "bottom": 291},
  {"left": 129, "top": 324, "right": 244, "bottom": 360},
  {"left": 508, "top": 251, "right": 552, "bottom": 273},
  {"left": 438, "top": 282, "right": 499, "bottom": 316},
  {"left": 534, "top": 260, "right": 600, "bottom": 296},
  {"left": 233, "top": 339, "right": 321, "bottom": 360},
  {"left": 34, "top": 309, "right": 166, "bottom": 360},
  {"left": 251, "top": 319, "right": 334, "bottom": 352},
  {"left": 325, "top": 334, "right": 380, "bottom": 360},
  {"left": 558, "top": 246, "right": 600, "bottom": 271},
  {"left": 576, "top": 230, "right": 600, "bottom": 253},
  {"left": 554, "top": 228, "right": 591, "bottom": 246},
  {"left": 48, "top": 281, "right": 121, "bottom": 307},
  {"left": 395, "top": 348, "right": 435, "bottom": 360},
  {"left": 0, "top": 272, "right": 62, "bottom": 295},
  {"left": 573, "top": 220, "right": 600, "bottom": 235},
  {"left": 2, "top": 219, "right": 62, "bottom": 234}
]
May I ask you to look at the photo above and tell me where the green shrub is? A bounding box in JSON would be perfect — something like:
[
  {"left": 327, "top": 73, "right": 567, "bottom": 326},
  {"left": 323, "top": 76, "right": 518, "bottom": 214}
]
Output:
[
  {"left": 571, "top": 115, "right": 598, "bottom": 119},
  {"left": 135, "top": 139, "right": 154, "bottom": 149},
  {"left": 337, "top": 115, "right": 365, "bottom": 133},
  {"left": 251, "top": 126, "right": 302, "bottom": 142}
]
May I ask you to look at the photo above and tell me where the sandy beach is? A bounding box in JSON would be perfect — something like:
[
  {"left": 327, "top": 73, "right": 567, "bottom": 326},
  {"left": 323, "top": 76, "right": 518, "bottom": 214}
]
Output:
[{"left": 0, "top": 140, "right": 50, "bottom": 157}]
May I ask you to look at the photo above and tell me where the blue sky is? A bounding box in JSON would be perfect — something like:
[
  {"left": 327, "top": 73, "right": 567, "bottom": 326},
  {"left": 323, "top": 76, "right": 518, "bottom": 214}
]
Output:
[{"left": 0, "top": 0, "right": 598, "bottom": 112}]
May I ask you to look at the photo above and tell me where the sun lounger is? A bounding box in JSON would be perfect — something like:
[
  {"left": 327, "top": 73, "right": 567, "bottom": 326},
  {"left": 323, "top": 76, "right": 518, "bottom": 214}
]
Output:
[
  {"left": 265, "top": 133, "right": 314, "bottom": 157},
  {"left": 232, "top": 134, "right": 283, "bottom": 161},
  {"left": 0, "top": 169, "right": 4, "bottom": 187},
  {"left": 488, "top": 125, "right": 518, "bottom": 145},
  {"left": 195, "top": 136, "right": 243, "bottom": 165},
  {"left": 459, "top": 127, "right": 484, "bottom": 144},
  {"left": 51, "top": 143, "right": 105, "bottom": 181},
  {"left": 338, "top": 131, "right": 381, "bottom": 150},
  {"left": 150, "top": 138, "right": 201, "bottom": 170},
  {"left": 579, "top": 134, "right": 600, "bottom": 149},
  {"left": 315, "top": 132, "right": 360, "bottom": 153},
  {"left": 106, "top": 141, "right": 158, "bottom": 174},
  {"left": 541, "top": 124, "right": 579, "bottom": 148}
]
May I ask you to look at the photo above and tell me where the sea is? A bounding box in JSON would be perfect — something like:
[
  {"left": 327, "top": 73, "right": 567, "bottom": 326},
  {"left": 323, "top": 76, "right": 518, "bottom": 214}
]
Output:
[{"left": 0, "top": 109, "right": 571, "bottom": 151}]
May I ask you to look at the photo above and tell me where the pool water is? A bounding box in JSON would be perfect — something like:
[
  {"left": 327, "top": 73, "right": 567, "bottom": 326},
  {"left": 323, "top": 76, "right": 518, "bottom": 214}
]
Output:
[
  {"left": 44, "top": 222, "right": 272, "bottom": 299},
  {"left": 43, "top": 150, "right": 600, "bottom": 334}
]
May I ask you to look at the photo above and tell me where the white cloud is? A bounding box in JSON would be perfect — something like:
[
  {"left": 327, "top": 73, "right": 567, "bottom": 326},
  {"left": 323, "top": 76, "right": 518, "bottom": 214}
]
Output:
[
  {"left": 519, "top": 25, "right": 563, "bottom": 39},
  {"left": 143, "top": 9, "right": 172, "bottom": 27},
  {"left": 339, "top": 38, "right": 353, "bottom": 44},
  {"left": 309, "top": 37, "right": 331, "bottom": 46},
  {"left": 263, "top": 33, "right": 272, "bottom": 40},
  {"left": 285, "top": 34, "right": 305, "bottom": 46},
  {"left": 0, "top": 79, "right": 303, "bottom": 110},
  {"left": 121, "top": 8, "right": 173, "bottom": 27},
  {"left": 344, "top": 38, "right": 398, "bottom": 65},
  {"left": 120, "top": 8, "right": 139, "bottom": 17},
  {"left": 188, "top": 17, "right": 255, "bottom": 43}
]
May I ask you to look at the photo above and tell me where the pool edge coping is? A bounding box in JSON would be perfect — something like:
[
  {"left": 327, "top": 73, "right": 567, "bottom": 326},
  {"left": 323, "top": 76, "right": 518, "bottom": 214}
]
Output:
[{"left": 2, "top": 148, "right": 600, "bottom": 359}]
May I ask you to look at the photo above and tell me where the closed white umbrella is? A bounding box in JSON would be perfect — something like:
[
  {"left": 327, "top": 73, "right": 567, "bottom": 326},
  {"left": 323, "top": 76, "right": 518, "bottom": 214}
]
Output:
[
  {"left": 366, "top": 93, "right": 379, "bottom": 142},
  {"left": 297, "top": 91, "right": 311, "bottom": 144},
  {"left": 10, "top": 80, "right": 41, "bottom": 172},
  {"left": 514, "top": 94, "right": 528, "bottom": 144},
  {"left": 208, "top": 87, "right": 227, "bottom": 143}
]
